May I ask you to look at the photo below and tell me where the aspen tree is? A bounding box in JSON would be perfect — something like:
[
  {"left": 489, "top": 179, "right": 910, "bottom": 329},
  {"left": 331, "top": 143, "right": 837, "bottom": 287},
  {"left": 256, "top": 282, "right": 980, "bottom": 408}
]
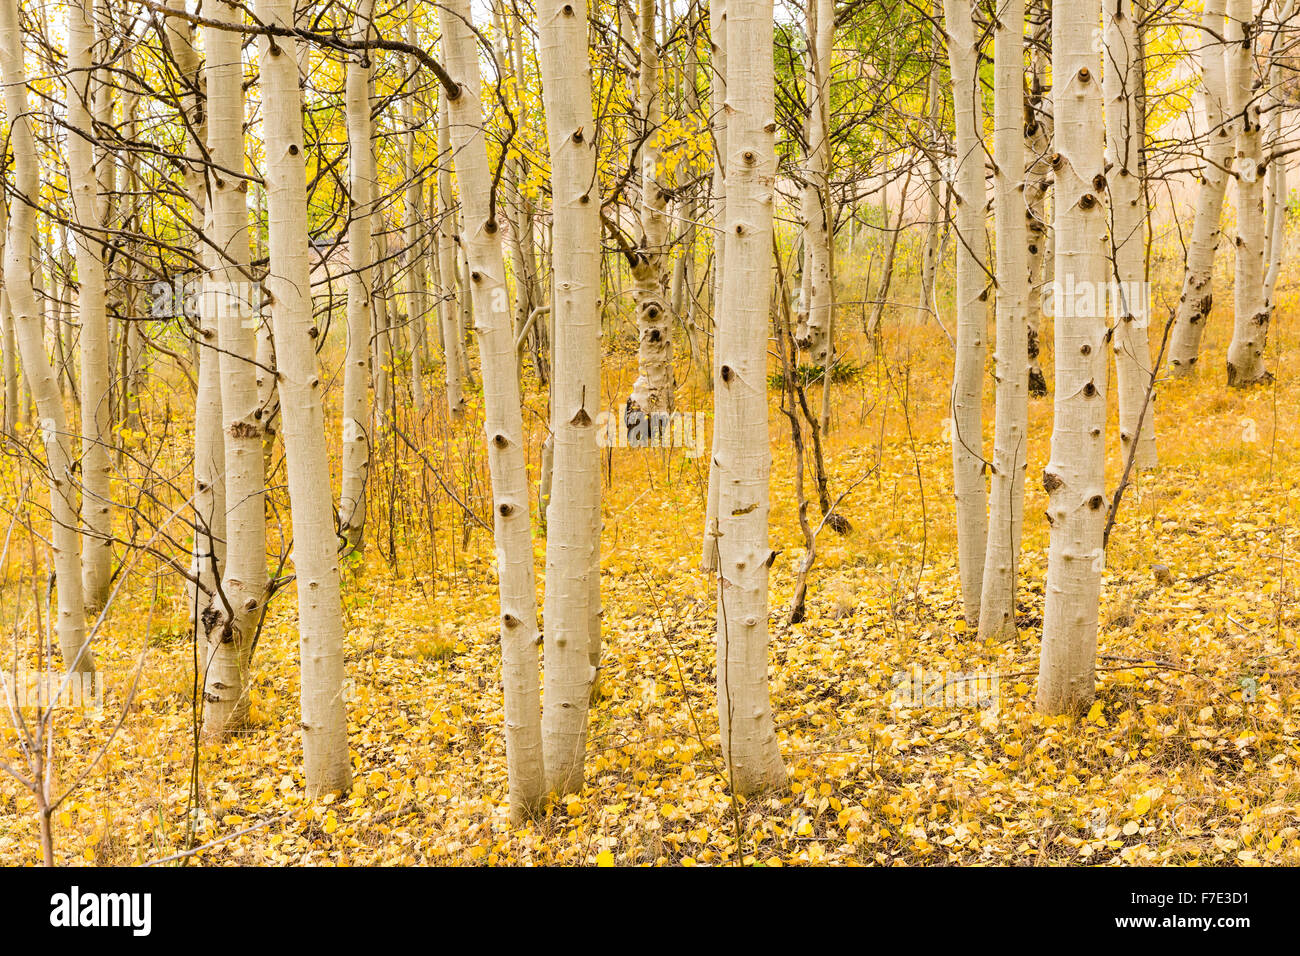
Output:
[
  {"left": 1168, "top": 0, "right": 1230, "bottom": 376},
  {"left": 166, "top": 0, "right": 225, "bottom": 622},
  {"left": 1025, "top": 12, "right": 1051, "bottom": 397},
  {"left": 979, "top": 0, "right": 1030, "bottom": 641},
  {"left": 799, "top": 0, "right": 834, "bottom": 368},
  {"left": 701, "top": 0, "right": 726, "bottom": 572},
  {"left": 1263, "top": 1, "right": 1294, "bottom": 314},
  {"left": 941, "top": 0, "right": 989, "bottom": 626},
  {"left": 438, "top": 0, "right": 546, "bottom": 818},
  {"left": 1037, "top": 0, "right": 1109, "bottom": 715},
  {"left": 0, "top": 0, "right": 92, "bottom": 673},
  {"left": 2, "top": 281, "right": 15, "bottom": 436},
  {"left": 1225, "top": 0, "right": 1270, "bottom": 386},
  {"left": 537, "top": 0, "right": 602, "bottom": 796},
  {"left": 340, "top": 0, "right": 376, "bottom": 551},
  {"left": 917, "top": 1, "right": 944, "bottom": 326},
  {"left": 436, "top": 106, "right": 466, "bottom": 417},
  {"left": 629, "top": 0, "right": 674, "bottom": 429},
  {"left": 67, "top": 0, "right": 112, "bottom": 611},
  {"left": 402, "top": 1, "right": 428, "bottom": 414},
  {"left": 713, "top": 0, "right": 786, "bottom": 795},
  {"left": 1105, "top": 0, "right": 1156, "bottom": 466},
  {"left": 202, "top": 2, "right": 268, "bottom": 734},
  {"left": 254, "top": 0, "right": 351, "bottom": 794}
]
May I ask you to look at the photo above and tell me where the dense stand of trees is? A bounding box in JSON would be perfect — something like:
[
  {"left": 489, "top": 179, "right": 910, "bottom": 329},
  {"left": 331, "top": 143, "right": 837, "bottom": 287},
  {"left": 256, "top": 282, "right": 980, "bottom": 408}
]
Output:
[{"left": 0, "top": 0, "right": 1296, "bottom": 827}]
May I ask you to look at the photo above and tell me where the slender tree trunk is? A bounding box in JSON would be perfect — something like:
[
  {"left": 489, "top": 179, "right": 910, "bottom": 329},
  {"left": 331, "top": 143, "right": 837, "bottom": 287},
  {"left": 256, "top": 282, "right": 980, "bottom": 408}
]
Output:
[
  {"left": 713, "top": 0, "right": 786, "bottom": 796},
  {"left": 798, "top": 0, "right": 834, "bottom": 367},
  {"left": 255, "top": 0, "right": 351, "bottom": 794},
  {"left": 942, "top": 0, "right": 989, "bottom": 626},
  {"left": 1263, "top": 1, "right": 1293, "bottom": 315},
  {"left": 340, "top": 0, "right": 375, "bottom": 550},
  {"left": 439, "top": 0, "right": 546, "bottom": 818},
  {"left": 2, "top": 284, "right": 16, "bottom": 435},
  {"left": 67, "top": 0, "right": 112, "bottom": 611},
  {"left": 1037, "top": 0, "right": 1108, "bottom": 715},
  {"left": 165, "top": 0, "right": 224, "bottom": 622},
  {"left": 371, "top": 233, "right": 394, "bottom": 428},
  {"left": 1168, "top": 0, "right": 1230, "bottom": 376},
  {"left": 917, "top": 1, "right": 943, "bottom": 325},
  {"left": 701, "top": 0, "right": 727, "bottom": 571},
  {"left": 435, "top": 107, "right": 466, "bottom": 417},
  {"left": 537, "top": 0, "right": 602, "bottom": 796},
  {"left": 0, "top": 0, "right": 92, "bottom": 674},
  {"left": 1025, "top": 15, "right": 1051, "bottom": 396},
  {"left": 1105, "top": 0, "right": 1156, "bottom": 467},
  {"left": 403, "top": 1, "right": 428, "bottom": 415},
  {"left": 980, "top": 0, "right": 1030, "bottom": 641},
  {"left": 629, "top": 0, "right": 674, "bottom": 428},
  {"left": 1225, "top": 0, "right": 1270, "bottom": 386},
  {"left": 202, "top": 1, "right": 268, "bottom": 734}
]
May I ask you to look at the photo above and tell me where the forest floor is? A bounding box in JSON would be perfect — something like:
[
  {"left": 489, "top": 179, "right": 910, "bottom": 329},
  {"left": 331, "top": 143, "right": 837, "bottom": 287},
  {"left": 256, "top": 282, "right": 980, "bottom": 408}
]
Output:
[{"left": 2, "top": 270, "right": 1299, "bottom": 866}]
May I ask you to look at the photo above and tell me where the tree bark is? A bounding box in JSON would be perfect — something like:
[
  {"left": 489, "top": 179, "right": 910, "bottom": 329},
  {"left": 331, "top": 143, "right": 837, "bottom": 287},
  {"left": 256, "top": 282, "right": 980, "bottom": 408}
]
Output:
[
  {"left": 202, "top": 1, "right": 268, "bottom": 735},
  {"left": 439, "top": 0, "right": 547, "bottom": 818},
  {"left": 701, "top": 0, "right": 727, "bottom": 572},
  {"left": 713, "top": 0, "right": 786, "bottom": 796},
  {"left": 68, "top": 0, "right": 112, "bottom": 611},
  {"left": 979, "top": 0, "right": 1030, "bottom": 641},
  {"left": 537, "top": 0, "right": 602, "bottom": 796},
  {"left": 1037, "top": 0, "right": 1108, "bottom": 715},
  {"left": 340, "top": 0, "right": 376, "bottom": 550},
  {"left": 1168, "top": 0, "right": 1230, "bottom": 376},
  {"left": 942, "top": 0, "right": 989, "bottom": 626},
  {"left": 436, "top": 106, "right": 467, "bottom": 417},
  {"left": 1105, "top": 0, "right": 1156, "bottom": 467},
  {"left": 0, "top": 0, "right": 93, "bottom": 674},
  {"left": 629, "top": 0, "right": 675, "bottom": 427},
  {"left": 798, "top": 0, "right": 834, "bottom": 367},
  {"left": 1224, "top": 0, "right": 1270, "bottom": 386},
  {"left": 255, "top": 0, "right": 351, "bottom": 794}
]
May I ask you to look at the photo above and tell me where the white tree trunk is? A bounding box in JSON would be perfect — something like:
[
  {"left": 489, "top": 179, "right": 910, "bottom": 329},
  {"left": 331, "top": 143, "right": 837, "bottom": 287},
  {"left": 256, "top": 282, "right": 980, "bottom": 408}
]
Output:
[
  {"left": 254, "top": 0, "right": 351, "bottom": 794},
  {"left": 2, "top": 284, "right": 16, "bottom": 435},
  {"left": 1225, "top": 0, "right": 1270, "bottom": 386},
  {"left": 0, "top": 0, "right": 92, "bottom": 673},
  {"left": 798, "top": 0, "right": 834, "bottom": 367},
  {"left": 1025, "top": 22, "right": 1052, "bottom": 397},
  {"left": 629, "top": 0, "right": 674, "bottom": 425},
  {"left": 403, "top": 1, "right": 428, "bottom": 414},
  {"left": 917, "top": 2, "right": 943, "bottom": 325},
  {"left": 439, "top": 0, "right": 546, "bottom": 818},
  {"left": 1105, "top": 0, "right": 1156, "bottom": 467},
  {"left": 1263, "top": 1, "right": 1293, "bottom": 314},
  {"left": 979, "top": 0, "right": 1030, "bottom": 641},
  {"left": 1168, "top": 0, "right": 1230, "bottom": 376},
  {"left": 202, "top": 2, "right": 268, "bottom": 734},
  {"left": 166, "top": 1, "right": 225, "bottom": 623},
  {"left": 1037, "top": 0, "right": 1109, "bottom": 714},
  {"left": 701, "top": 0, "right": 727, "bottom": 571},
  {"left": 340, "top": 0, "right": 375, "bottom": 550},
  {"left": 713, "top": 0, "right": 786, "bottom": 796},
  {"left": 67, "top": 0, "right": 112, "bottom": 611},
  {"left": 537, "top": 0, "right": 602, "bottom": 796},
  {"left": 436, "top": 106, "right": 467, "bottom": 417},
  {"left": 942, "top": 0, "right": 989, "bottom": 626}
]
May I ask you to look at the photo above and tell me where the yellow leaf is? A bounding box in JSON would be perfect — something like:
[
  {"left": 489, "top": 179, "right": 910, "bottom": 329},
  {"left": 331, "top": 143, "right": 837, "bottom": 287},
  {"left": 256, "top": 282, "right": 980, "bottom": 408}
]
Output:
[{"left": 596, "top": 850, "right": 614, "bottom": 867}]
